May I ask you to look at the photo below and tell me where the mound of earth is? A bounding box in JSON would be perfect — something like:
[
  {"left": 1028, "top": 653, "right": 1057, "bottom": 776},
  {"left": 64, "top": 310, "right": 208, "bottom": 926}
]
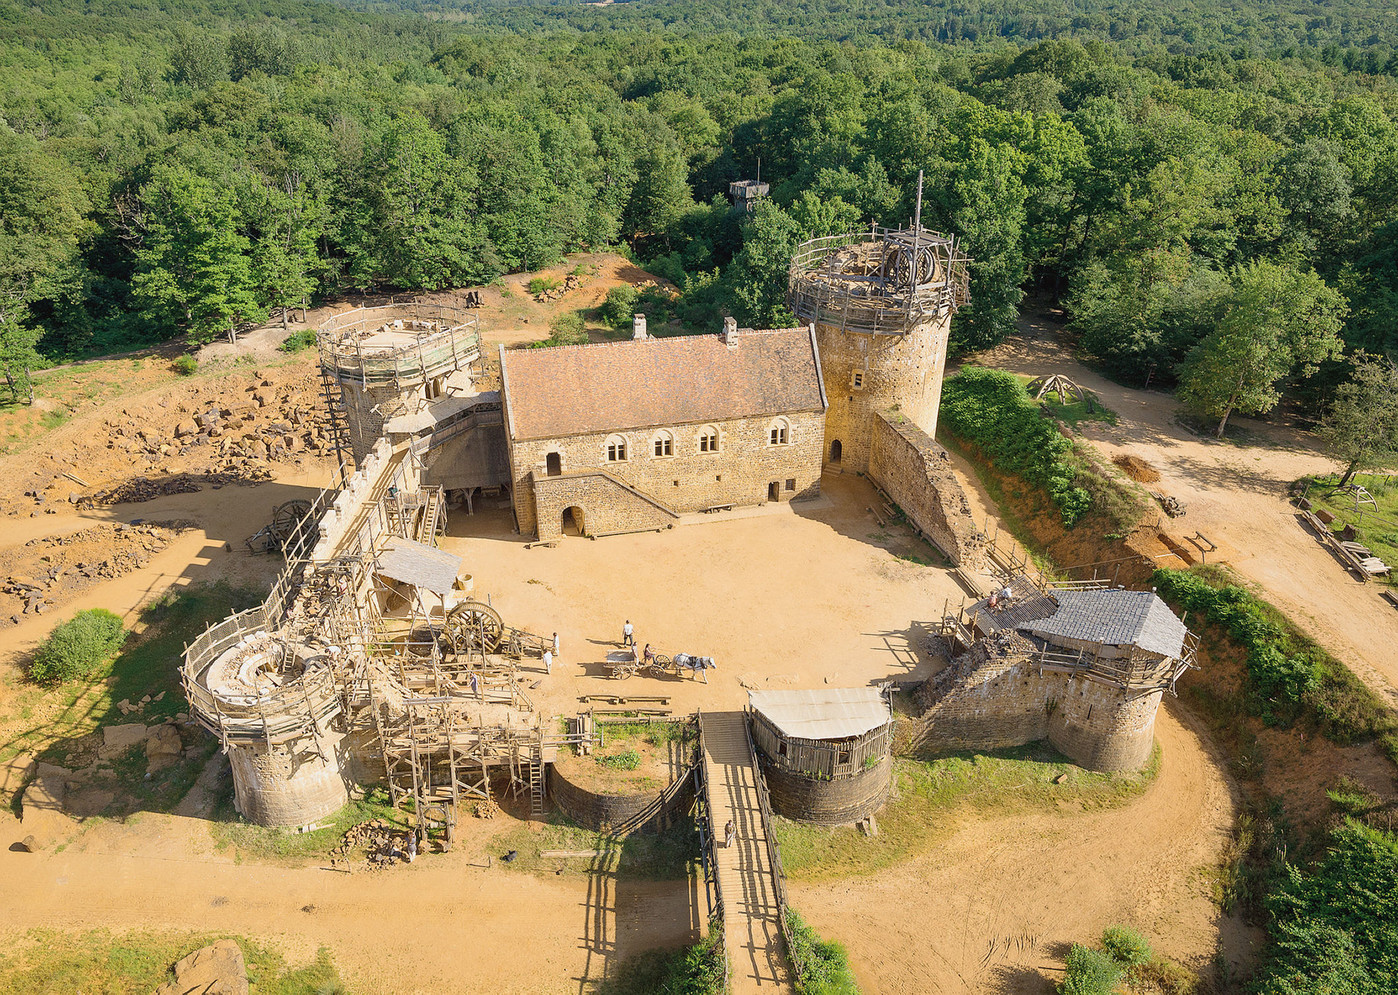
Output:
[{"left": 1113, "top": 453, "right": 1161, "bottom": 483}]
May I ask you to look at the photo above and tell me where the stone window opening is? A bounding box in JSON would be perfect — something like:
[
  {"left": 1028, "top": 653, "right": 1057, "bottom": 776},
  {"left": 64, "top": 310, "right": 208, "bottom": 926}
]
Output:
[
  {"left": 698, "top": 425, "right": 720, "bottom": 453},
  {"left": 605, "top": 435, "right": 628, "bottom": 463},
  {"left": 851, "top": 370, "right": 865, "bottom": 390},
  {"left": 545, "top": 452, "right": 562, "bottom": 477},
  {"left": 785, "top": 478, "right": 796, "bottom": 491},
  {"left": 652, "top": 431, "right": 674, "bottom": 458},
  {"left": 767, "top": 417, "right": 790, "bottom": 446}
]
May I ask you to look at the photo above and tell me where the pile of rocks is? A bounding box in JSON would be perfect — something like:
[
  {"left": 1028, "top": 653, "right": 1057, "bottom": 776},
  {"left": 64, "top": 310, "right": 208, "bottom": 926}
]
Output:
[
  {"left": 331, "top": 818, "right": 418, "bottom": 869},
  {"left": 0, "top": 521, "right": 189, "bottom": 626},
  {"left": 532, "top": 272, "right": 585, "bottom": 301}
]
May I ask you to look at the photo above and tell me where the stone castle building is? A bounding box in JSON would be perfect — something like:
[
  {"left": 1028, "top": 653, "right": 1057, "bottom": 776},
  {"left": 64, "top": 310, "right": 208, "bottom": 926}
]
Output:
[{"left": 499, "top": 319, "right": 827, "bottom": 540}]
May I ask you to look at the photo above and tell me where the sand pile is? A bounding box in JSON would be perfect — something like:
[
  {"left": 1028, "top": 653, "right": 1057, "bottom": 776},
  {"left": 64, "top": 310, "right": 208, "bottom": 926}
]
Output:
[{"left": 1113, "top": 453, "right": 1161, "bottom": 483}]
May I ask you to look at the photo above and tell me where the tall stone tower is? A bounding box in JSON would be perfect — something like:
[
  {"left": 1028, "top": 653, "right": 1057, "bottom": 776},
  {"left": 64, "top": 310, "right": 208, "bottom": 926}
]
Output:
[
  {"left": 788, "top": 224, "right": 969, "bottom": 474},
  {"left": 317, "top": 303, "right": 482, "bottom": 468}
]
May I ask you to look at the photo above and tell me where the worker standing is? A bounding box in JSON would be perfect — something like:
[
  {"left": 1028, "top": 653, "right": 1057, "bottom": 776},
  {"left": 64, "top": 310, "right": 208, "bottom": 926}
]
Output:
[
  {"left": 553, "top": 631, "right": 560, "bottom": 659},
  {"left": 543, "top": 649, "right": 553, "bottom": 675},
  {"left": 622, "top": 619, "right": 634, "bottom": 647},
  {"left": 725, "top": 818, "right": 736, "bottom": 848}
]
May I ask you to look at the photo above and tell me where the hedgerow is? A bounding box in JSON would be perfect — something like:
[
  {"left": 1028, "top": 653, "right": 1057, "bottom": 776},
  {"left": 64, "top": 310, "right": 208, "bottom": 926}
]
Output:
[
  {"left": 1153, "top": 567, "right": 1394, "bottom": 744},
  {"left": 940, "top": 368, "right": 1091, "bottom": 526}
]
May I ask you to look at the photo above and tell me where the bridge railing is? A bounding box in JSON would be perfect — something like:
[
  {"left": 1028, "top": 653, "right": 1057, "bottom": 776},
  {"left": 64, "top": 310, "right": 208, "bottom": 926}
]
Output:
[
  {"left": 696, "top": 710, "right": 731, "bottom": 993},
  {"left": 743, "top": 707, "right": 799, "bottom": 989}
]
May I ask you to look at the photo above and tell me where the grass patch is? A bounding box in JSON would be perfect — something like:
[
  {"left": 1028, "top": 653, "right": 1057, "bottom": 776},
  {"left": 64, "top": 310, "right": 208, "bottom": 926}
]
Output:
[
  {"left": 1058, "top": 926, "right": 1194, "bottom": 995},
  {"left": 775, "top": 739, "right": 1160, "bottom": 881},
  {"left": 0, "top": 930, "right": 348, "bottom": 995},
  {"left": 1, "top": 583, "right": 263, "bottom": 814},
  {"left": 597, "top": 747, "right": 642, "bottom": 771},
  {"left": 489, "top": 810, "right": 699, "bottom": 882},
  {"left": 1154, "top": 565, "right": 1396, "bottom": 744},
  {"left": 1298, "top": 472, "right": 1398, "bottom": 587},
  {"left": 785, "top": 908, "right": 860, "bottom": 995},
  {"left": 1044, "top": 395, "right": 1119, "bottom": 427},
  {"left": 210, "top": 787, "right": 398, "bottom": 863},
  {"left": 594, "top": 922, "right": 724, "bottom": 995}
]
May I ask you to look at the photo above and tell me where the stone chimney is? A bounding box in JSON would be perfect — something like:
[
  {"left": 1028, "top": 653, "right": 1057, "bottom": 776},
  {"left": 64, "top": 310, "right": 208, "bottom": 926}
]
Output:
[
  {"left": 721, "top": 316, "right": 739, "bottom": 349},
  {"left": 632, "top": 313, "right": 647, "bottom": 340}
]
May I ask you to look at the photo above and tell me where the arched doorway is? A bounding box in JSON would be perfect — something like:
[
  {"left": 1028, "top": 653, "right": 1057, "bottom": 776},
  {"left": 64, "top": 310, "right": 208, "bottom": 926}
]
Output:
[
  {"left": 562, "top": 506, "right": 585, "bottom": 536},
  {"left": 830, "top": 439, "right": 843, "bottom": 463}
]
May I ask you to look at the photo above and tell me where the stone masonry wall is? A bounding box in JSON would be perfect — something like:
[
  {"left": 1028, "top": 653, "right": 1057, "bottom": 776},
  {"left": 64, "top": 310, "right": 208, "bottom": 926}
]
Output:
[
  {"left": 228, "top": 731, "right": 349, "bottom": 827},
  {"left": 867, "top": 411, "right": 985, "bottom": 567},
  {"left": 532, "top": 471, "right": 678, "bottom": 540},
  {"left": 759, "top": 754, "right": 892, "bottom": 825},
  {"left": 509, "top": 409, "right": 824, "bottom": 538},
  {"left": 815, "top": 312, "right": 952, "bottom": 474},
  {"left": 549, "top": 763, "right": 696, "bottom": 835},
  {"left": 918, "top": 641, "right": 1163, "bottom": 772}
]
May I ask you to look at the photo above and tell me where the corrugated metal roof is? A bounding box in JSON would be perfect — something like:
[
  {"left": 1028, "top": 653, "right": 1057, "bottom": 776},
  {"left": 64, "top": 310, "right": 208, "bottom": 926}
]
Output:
[
  {"left": 384, "top": 391, "right": 500, "bottom": 435},
  {"left": 1025, "top": 589, "right": 1187, "bottom": 658},
  {"left": 748, "top": 688, "right": 891, "bottom": 741},
  {"left": 375, "top": 538, "right": 462, "bottom": 596}
]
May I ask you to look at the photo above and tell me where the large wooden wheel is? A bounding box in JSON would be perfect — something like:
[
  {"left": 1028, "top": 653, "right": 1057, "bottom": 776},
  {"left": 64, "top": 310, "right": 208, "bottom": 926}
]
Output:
[
  {"left": 269, "top": 499, "right": 313, "bottom": 551},
  {"left": 443, "top": 600, "right": 503, "bottom": 653},
  {"left": 653, "top": 654, "right": 672, "bottom": 669}
]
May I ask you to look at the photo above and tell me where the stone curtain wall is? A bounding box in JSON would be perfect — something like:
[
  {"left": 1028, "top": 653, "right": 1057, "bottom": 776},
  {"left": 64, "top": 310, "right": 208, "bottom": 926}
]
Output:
[
  {"left": 339, "top": 380, "right": 415, "bottom": 465},
  {"left": 868, "top": 411, "right": 985, "bottom": 567},
  {"left": 510, "top": 409, "right": 824, "bottom": 538},
  {"left": 228, "top": 731, "right": 349, "bottom": 827},
  {"left": 814, "top": 313, "right": 952, "bottom": 474},
  {"left": 549, "top": 764, "right": 697, "bottom": 834},
  {"left": 918, "top": 642, "right": 1162, "bottom": 772},
  {"left": 758, "top": 754, "right": 892, "bottom": 825}
]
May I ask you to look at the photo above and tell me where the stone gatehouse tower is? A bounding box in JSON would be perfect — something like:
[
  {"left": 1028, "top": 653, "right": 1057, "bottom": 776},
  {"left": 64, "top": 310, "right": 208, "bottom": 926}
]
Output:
[{"left": 788, "top": 225, "right": 970, "bottom": 474}]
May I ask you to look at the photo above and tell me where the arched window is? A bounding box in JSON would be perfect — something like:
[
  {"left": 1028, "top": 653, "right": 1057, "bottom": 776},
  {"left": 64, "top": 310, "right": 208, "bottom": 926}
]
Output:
[
  {"left": 767, "top": 417, "right": 790, "bottom": 446},
  {"left": 605, "top": 434, "right": 628, "bottom": 462},
  {"left": 652, "top": 430, "right": 674, "bottom": 458},
  {"left": 697, "top": 425, "right": 720, "bottom": 454}
]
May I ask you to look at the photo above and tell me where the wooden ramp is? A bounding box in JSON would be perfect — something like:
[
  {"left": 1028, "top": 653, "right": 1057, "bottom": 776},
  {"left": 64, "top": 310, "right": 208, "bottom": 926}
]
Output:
[{"left": 700, "top": 710, "right": 791, "bottom": 994}]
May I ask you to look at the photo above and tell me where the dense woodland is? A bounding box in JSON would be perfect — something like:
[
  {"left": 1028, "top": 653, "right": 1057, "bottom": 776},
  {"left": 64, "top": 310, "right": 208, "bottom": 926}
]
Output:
[{"left": 4, "top": 0, "right": 1398, "bottom": 989}]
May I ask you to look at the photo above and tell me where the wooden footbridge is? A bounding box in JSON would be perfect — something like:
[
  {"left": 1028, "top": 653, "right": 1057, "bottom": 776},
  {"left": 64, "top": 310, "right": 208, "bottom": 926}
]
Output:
[{"left": 697, "top": 710, "right": 794, "bottom": 994}]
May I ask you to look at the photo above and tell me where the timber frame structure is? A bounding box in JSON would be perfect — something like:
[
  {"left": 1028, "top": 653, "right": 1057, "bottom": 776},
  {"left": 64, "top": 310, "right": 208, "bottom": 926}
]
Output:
[{"left": 787, "top": 223, "right": 971, "bottom": 335}]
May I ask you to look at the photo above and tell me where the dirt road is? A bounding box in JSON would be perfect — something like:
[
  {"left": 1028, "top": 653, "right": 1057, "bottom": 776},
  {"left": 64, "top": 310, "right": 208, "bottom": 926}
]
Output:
[
  {"left": 975, "top": 318, "right": 1398, "bottom": 704},
  {"left": 790, "top": 701, "right": 1247, "bottom": 994}
]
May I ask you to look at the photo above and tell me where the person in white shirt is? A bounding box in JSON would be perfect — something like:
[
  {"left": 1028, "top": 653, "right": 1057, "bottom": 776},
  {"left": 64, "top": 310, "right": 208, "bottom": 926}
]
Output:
[
  {"left": 543, "top": 649, "right": 553, "bottom": 675},
  {"left": 622, "top": 620, "right": 634, "bottom": 647}
]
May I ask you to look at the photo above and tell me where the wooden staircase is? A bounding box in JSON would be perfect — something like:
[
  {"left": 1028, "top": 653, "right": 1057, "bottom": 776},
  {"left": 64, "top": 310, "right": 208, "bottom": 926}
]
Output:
[{"left": 318, "top": 363, "right": 354, "bottom": 485}]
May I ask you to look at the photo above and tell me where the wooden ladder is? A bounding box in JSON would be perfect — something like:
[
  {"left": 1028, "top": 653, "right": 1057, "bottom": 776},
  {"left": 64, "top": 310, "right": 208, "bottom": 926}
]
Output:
[
  {"left": 528, "top": 741, "right": 545, "bottom": 820},
  {"left": 318, "top": 364, "right": 354, "bottom": 485}
]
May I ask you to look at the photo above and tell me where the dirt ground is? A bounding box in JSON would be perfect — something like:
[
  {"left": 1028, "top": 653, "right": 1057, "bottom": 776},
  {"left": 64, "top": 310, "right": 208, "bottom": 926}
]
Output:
[
  {"left": 790, "top": 702, "right": 1249, "bottom": 994},
  {"left": 0, "top": 286, "right": 1246, "bottom": 993},
  {"left": 973, "top": 313, "right": 1398, "bottom": 707}
]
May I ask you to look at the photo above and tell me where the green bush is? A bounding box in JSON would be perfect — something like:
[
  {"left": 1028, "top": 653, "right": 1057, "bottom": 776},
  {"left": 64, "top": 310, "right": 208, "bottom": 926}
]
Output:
[
  {"left": 279, "top": 328, "right": 317, "bottom": 353},
  {"left": 1100, "top": 925, "right": 1152, "bottom": 966},
  {"left": 528, "top": 276, "right": 561, "bottom": 295},
  {"left": 1059, "top": 944, "right": 1121, "bottom": 995},
  {"left": 1153, "top": 567, "right": 1394, "bottom": 742},
  {"left": 600, "top": 284, "right": 641, "bottom": 328},
  {"left": 597, "top": 748, "right": 642, "bottom": 771},
  {"left": 530, "top": 312, "right": 588, "bottom": 348},
  {"left": 171, "top": 354, "right": 198, "bottom": 376},
  {"left": 940, "top": 368, "right": 1092, "bottom": 526},
  {"left": 29, "top": 608, "right": 128, "bottom": 684},
  {"left": 785, "top": 909, "right": 860, "bottom": 995}
]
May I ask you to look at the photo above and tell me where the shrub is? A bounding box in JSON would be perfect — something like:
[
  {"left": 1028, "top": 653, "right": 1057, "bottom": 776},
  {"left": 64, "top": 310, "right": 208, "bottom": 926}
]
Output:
[
  {"left": 600, "top": 284, "right": 641, "bottom": 328},
  {"left": 528, "top": 276, "right": 561, "bottom": 295},
  {"left": 530, "top": 312, "right": 588, "bottom": 348},
  {"left": 785, "top": 909, "right": 860, "bottom": 995},
  {"left": 1100, "top": 925, "right": 1152, "bottom": 966},
  {"left": 279, "top": 328, "right": 317, "bottom": 353},
  {"left": 171, "top": 354, "right": 198, "bottom": 376},
  {"left": 1059, "top": 944, "right": 1121, "bottom": 995},
  {"left": 940, "top": 368, "right": 1092, "bottom": 526},
  {"left": 597, "top": 748, "right": 641, "bottom": 771},
  {"left": 30, "top": 608, "right": 128, "bottom": 684},
  {"left": 1152, "top": 567, "right": 1394, "bottom": 742}
]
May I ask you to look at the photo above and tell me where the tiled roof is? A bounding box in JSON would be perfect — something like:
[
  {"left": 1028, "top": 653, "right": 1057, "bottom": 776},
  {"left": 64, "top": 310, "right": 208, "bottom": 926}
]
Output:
[
  {"left": 1025, "top": 589, "right": 1187, "bottom": 658},
  {"left": 499, "top": 328, "right": 825, "bottom": 441}
]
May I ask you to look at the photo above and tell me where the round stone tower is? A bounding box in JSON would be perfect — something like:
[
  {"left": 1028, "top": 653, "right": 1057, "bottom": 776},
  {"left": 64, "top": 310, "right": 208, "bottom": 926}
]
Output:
[
  {"left": 788, "top": 225, "right": 969, "bottom": 474},
  {"left": 317, "top": 303, "right": 482, "bottom": 466}
]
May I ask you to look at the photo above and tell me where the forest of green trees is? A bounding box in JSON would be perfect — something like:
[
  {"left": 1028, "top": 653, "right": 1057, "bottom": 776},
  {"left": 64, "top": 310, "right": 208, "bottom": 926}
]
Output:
[
  {"left": 2, "top": 0, "right": 1397, "bottom": 423},
  {"left": 3, "top": 0, "right": 1398, "bottom": 988}
]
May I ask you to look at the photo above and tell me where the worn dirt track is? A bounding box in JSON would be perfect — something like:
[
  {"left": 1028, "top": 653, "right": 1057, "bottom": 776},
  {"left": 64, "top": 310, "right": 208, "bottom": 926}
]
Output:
[
  {"left": 975, "top": 317, "right": 1398, "bottom": 706},
  {"left": 790, "top": 702, "right": 1243, "bottom": 994}
]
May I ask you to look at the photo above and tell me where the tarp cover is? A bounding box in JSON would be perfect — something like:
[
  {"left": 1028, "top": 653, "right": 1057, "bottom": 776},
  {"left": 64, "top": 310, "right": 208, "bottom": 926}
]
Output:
[
  {"left": 375, "top": 538, "right": 461, "bottom": 596},
  {"left": 748, "top": 688, "right": 890, "bottom": 741}
]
